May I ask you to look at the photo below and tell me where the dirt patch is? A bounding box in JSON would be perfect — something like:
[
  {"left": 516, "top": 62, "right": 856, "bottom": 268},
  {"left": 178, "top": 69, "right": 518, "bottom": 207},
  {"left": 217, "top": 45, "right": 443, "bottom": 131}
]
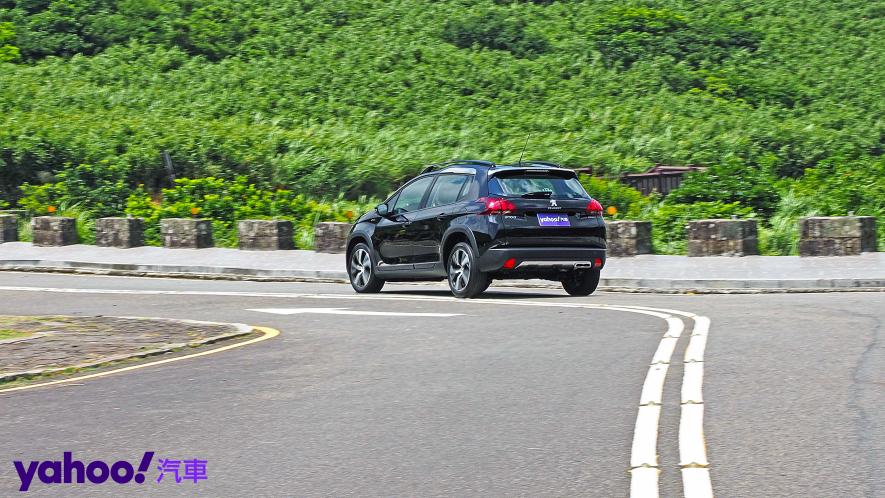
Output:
[{"left": 0, "top": 315, "right": 251, "bottom": 383}]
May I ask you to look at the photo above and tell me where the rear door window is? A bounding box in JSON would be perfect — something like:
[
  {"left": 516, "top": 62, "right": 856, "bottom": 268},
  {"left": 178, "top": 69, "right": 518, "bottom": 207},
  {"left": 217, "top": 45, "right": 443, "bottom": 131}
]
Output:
[
  {"left": 488, "top": 172, "right": 589, "bottom": 199},
  {"left": 393, "top": 176, "right": 434, "bottom": 214},
  {"left": 427, "top": 174, "right": 471, "bottom": 208}
]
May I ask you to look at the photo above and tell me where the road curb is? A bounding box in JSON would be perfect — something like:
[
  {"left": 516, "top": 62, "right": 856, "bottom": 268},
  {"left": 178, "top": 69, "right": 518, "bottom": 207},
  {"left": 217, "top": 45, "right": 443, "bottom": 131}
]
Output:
[
  {"left": 0, "top": 318, "right": 254, "bottom": 385},
  {"left": 1, "top": 260, "right": 884, "bottom": 293}
]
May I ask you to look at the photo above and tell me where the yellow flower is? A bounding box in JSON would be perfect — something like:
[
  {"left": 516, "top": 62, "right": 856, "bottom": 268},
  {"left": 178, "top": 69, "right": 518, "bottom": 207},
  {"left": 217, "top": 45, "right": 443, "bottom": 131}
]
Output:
[
  {"left": 606, "top": 205, "right": 618, "bottom": 216},
  {"left": 47, "top": 205, "right": 57, "bottom": 214},
  {"left": 190, "top": 207, "right": 201, "bottom": 216}
]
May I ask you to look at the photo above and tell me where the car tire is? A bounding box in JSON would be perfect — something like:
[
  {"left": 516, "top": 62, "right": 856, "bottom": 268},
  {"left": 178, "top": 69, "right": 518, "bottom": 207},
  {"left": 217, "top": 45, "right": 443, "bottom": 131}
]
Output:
[
  {"left": 348, "top": 242, "right": 385, "bottom": 293},
  {"left": 447, "top": 242, "right": 489, "bottom": 298},
  {"left": 561, "top": 269, "right": 600, "bottom": 296}
]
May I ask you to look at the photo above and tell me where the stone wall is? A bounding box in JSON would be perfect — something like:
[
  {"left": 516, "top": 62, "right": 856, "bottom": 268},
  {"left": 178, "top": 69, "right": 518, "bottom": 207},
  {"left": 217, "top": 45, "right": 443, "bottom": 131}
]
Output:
[
  {"left": 799, "top": 216, "right": 876, "bottom": 256},
  {"left": 32, "top": 216, "right": 77, "bottom": 246},
  {"left": 0, "top": 214, "right": 17, "bottom": 243},
  {"left": 238, "top": 220, "right": 295, "bottom": 250},
  {"left": 687, "top": 219, "right": 758, "bottom": 257},
  {"left": 606, "top": 221, "right": 652, "bottom": 257},
  {"left": 96, "top": 217, "right": 144, "bottom": 248},
  {"left": 160, "top": 219, "right": 213, "bottom": 249},
  {"left": 314, "top": 222, "right": 351, "bottom": 253}
]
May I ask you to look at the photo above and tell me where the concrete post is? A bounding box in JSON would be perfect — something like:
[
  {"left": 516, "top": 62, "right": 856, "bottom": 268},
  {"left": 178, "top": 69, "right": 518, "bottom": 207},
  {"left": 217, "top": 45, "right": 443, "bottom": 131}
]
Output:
[
  {"left": 95, "top": 217, "right": 144, "bottom": 248},
  {"left": 160, "top": 219, "right": 213, "bottom": 249},
  {"left": 32, "top": 216, "right": 77, "bottom": 246},
  {"left": 687, "top": 219, "right": 758, "bottom": 257},
  {"left": 314, "top": 222, "right": 351, "bottom": 253},
  {"left": 799, "top": 216, "right": 876, "bottom": 256},
  {"left": 606, "top": 220, "right": 652, "bottom": 257},
  {"left": 238, "top": 220, "right": 295, "bottom": 250},
  {"left": 0, "top": 214, "right": 17, "bottom": 243}
]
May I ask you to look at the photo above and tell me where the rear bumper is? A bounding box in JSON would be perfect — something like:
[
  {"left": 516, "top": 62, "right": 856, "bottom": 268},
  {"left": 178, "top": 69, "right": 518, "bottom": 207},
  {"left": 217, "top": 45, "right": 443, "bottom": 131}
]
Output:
[{"left": 477, "top": 247, "right": 606, "bottom": 272}]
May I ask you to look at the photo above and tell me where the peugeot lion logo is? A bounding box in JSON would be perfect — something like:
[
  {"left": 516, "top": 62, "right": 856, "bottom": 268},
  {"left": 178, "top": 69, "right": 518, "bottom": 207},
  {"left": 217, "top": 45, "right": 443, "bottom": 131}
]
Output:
[{"left": 549, "top": 199, "right": 558, "bottom": 207}]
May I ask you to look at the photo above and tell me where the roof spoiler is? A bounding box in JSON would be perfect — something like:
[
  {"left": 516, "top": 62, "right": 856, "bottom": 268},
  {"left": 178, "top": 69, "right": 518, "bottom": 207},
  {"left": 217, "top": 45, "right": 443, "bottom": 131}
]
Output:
[{"left": 420, "top": 159, "right": 496, "bottom": 174}]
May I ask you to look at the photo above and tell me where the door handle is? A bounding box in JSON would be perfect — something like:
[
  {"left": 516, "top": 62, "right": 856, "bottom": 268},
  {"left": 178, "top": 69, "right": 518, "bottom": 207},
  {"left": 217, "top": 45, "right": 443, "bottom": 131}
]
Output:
[
  {"left": 403, "top": 221, "right": 412, "bottom": 227},
  {"left": 436, "top": 213, "right": 447, "bottom": 220}
]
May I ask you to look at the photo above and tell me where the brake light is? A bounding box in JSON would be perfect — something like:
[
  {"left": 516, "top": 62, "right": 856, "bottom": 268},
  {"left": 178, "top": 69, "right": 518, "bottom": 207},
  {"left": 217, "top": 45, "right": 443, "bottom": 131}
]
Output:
[
  {"left": 594, "top": 257, "right": 603, "bottom": 268},
  {"left": 481, "top": 197, "right": 516, "bottom": 214},
  {"left": 587, "top": 199, "right": 603, "bottom": 216},
  {"left": 502, "top": 258, "right": 517, "bottom": 269}
]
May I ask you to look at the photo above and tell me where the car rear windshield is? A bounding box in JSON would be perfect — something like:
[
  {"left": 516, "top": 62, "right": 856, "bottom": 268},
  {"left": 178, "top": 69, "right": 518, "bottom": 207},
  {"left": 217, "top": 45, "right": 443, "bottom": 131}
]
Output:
[{"left": 488, "top": 171, "right": 590, "bottom": 199}]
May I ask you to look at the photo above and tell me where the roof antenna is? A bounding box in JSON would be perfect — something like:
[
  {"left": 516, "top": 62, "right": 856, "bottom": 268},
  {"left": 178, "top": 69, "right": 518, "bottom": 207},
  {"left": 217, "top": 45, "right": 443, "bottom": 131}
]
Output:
[{"left": 517, "top": 134, "right": 530, "bottom": 166}]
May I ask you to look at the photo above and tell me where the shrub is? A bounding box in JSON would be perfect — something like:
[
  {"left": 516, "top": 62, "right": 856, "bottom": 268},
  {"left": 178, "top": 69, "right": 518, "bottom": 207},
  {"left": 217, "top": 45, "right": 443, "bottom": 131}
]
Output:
[
  {"left": 590, "top": 7, "right": 758, "bottom": 69},
  {"left": 579, "top": 176, "right": 655, "bottom": 219},
  {"left": 124, "top": 177, "right": 377, "bottom": 248},
  {"left": 0, "top": 22, "right": 20, "bottom": 62},
  {"left": 18, "top": 163, "right": 133, "bottom": 218},
  {"left": 667, "top": 162, "right": 781, "bottom": 218},
  {"left": 650, "top": 201, "right": 755, "bottom": 254},
  {"left": 442, "top": 10, "right": 548, "bottom": 58},
  {"left": 17, "top": 183, "right": 65, "bottom": 215}
]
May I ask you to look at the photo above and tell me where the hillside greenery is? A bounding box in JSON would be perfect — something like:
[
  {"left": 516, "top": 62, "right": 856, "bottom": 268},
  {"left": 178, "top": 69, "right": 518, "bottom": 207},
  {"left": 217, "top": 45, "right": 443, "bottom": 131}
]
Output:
[{"left": 1, "top": 0, "right": 883, "bottom": 252}]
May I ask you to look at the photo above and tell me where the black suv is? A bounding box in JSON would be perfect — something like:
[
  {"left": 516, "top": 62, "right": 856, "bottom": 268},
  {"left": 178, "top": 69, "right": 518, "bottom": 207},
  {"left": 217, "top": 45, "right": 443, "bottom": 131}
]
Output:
[{"left": 346, "top": 160, "right": 606, "bottom": 298}]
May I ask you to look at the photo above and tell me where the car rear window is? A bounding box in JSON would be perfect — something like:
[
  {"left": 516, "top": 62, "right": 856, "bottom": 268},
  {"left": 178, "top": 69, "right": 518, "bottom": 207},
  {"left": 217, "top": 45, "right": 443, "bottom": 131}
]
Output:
[{"left": 488, "top": 172, "right": 589, "bottom": 199}]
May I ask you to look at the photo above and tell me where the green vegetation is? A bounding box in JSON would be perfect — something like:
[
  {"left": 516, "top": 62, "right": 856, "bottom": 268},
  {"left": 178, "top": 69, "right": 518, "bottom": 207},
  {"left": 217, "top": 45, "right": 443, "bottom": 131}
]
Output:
[
  {"left": 0, "top": 329, "right": 32, "bottom": 340},
  {"left": 1, "top": 0, "right": 883, "bottom": 253},
  {"left": 125, "top": 177, "right": 376, "bottom": 247}
]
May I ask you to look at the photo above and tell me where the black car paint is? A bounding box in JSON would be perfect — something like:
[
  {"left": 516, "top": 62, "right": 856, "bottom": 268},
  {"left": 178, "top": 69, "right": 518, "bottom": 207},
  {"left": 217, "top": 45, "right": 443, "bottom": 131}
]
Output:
[{"left": 347, "top": 163, "right": 606, "bottom": 282}]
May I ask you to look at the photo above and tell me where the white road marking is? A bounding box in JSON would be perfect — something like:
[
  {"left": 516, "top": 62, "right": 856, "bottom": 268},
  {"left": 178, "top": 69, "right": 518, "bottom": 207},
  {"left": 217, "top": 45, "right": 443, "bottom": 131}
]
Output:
[
  {"left": 681, "top": 468, "right": 714, "bottom": 498},
  {"left": 0, "top": 284, "right": 713, "bottom": 497},
  {"left": 679, "top": 316, "right": 713, "bottom": 497},
  {"left": 639, "top": 364, "right": 669, "bottom": 406},
  {"left": 631, "top": 404, "right": 663, "bottom": 468},
  {"left": 630, "top": 466, "right": 660, "bottom": 497},
  {"left": 679, "top": 404, "right": 709, "bottom": 466},
  {"left": 247, "top": 307, "right": 461, "bottom": 317},
  {"left": 629, "top": 314, "right": 685, "bottom": 496},
  {"left": 681, "top": 362, "right": 705, "bottom": 404}
]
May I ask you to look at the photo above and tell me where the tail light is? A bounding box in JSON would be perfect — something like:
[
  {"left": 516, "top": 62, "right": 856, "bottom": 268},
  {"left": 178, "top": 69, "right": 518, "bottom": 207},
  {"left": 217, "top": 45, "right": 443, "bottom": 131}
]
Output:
[
  {"left": 502, "top": 258, "right": 517, "bottom": 269},
  {"left": 480, "top": 197, "right": 516, "bottom": 214},
  {"left": 587, "top": 199, "right": 603, "bottom": 216}
]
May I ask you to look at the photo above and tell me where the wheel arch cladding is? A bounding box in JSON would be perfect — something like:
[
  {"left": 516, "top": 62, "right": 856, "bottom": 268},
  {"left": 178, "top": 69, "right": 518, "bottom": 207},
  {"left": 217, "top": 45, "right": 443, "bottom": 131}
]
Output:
[
  {"left": 442, "top": 230, "right": 472, "bottom": 266},
  {"left": 347, "top": 235, "right": 369, "bottom": 257}
]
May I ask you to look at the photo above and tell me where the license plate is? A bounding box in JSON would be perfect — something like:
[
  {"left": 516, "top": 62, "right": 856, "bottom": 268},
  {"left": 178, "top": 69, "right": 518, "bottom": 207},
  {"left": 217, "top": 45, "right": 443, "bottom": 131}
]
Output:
[{"left": 537, "top": 213, "right": 570, "bottom": 227}]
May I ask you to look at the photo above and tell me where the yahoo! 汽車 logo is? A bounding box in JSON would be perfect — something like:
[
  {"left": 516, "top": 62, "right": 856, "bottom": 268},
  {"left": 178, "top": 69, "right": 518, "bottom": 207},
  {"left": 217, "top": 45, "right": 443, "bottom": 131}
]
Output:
[
  {"left": 537, "top": 214, "right": 570, "bottom": 226},
  {"left": 13, "top": 451, "right": 153, "bottom": 491}
]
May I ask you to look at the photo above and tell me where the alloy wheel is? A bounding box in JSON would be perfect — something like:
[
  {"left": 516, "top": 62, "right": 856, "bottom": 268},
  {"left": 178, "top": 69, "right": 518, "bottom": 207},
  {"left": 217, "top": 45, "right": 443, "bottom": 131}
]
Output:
[
  {"left": 350, "top": 248, "right": 372, "bottom": 289},
  {"left": 449, "top": 248, "right": 470, "bottom": 292}
]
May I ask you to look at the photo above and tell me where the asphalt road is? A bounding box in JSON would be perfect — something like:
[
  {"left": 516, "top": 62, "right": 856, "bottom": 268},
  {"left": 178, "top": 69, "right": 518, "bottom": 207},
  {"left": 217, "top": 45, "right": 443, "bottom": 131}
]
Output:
[{"left": 0, "top": 272, "right": 882, "bottom": 497}]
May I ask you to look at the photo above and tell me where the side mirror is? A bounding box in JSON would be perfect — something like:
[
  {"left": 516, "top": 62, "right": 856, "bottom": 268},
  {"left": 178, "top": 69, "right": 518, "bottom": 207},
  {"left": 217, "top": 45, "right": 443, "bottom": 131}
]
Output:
[{"left": 376, "top": 203, "right": 389, "bottom": 217}]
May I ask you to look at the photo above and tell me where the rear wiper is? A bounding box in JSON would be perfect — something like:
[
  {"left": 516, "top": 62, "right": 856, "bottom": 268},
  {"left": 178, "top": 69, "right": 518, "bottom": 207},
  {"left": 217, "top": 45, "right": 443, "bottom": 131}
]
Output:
[{"left": 520, "top": 191, "right": 553, "bottom": 199}]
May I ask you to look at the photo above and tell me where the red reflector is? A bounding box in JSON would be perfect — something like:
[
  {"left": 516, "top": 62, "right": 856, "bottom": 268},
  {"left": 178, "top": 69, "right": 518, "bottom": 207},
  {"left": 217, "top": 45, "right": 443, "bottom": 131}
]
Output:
[
  {"left": 587, "top": 199, "right": 603, "bottom": 215},
  {"left": 503, "top": 258, "right": 517, "bottom": 269},
  {"left": 594, "top": 258, "right": 603, "bottom": 268}
]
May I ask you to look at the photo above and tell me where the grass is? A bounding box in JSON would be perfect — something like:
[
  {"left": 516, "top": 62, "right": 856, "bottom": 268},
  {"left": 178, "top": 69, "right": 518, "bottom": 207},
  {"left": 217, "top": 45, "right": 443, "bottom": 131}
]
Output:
[{"left": 0, "top": 329, "right": 33, "bottom": 340}]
